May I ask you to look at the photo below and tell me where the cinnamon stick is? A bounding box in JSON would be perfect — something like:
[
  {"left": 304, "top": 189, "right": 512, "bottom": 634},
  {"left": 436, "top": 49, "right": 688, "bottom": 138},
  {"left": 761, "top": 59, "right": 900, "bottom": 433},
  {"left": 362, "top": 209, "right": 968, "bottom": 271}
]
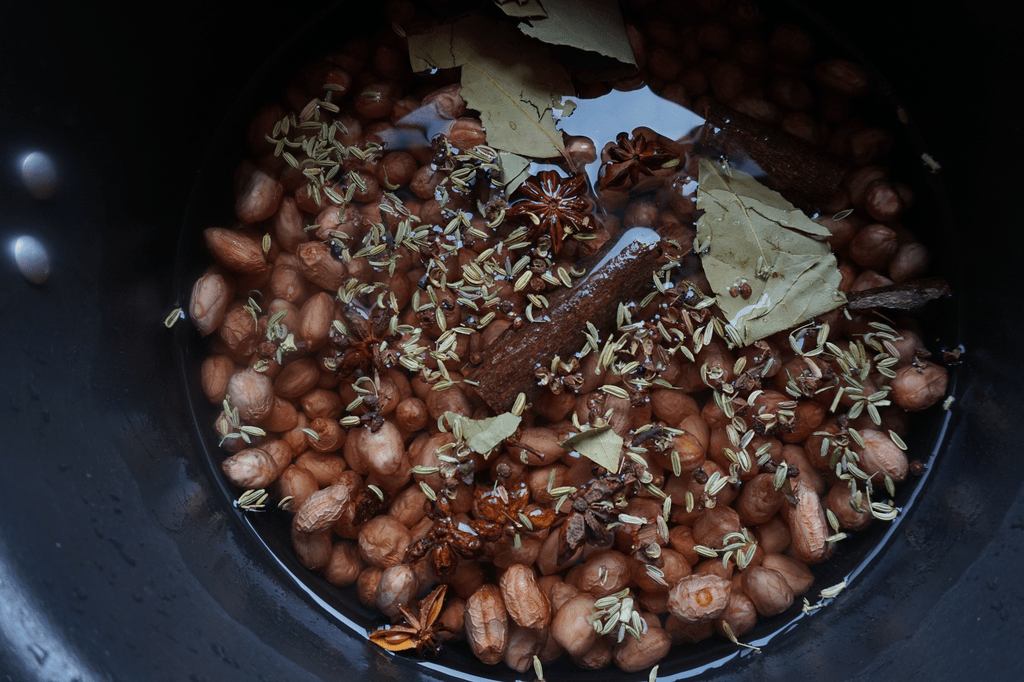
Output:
[
  {"left": 468, "top": 228, "right": 662, "bottom": 413},
  {"left": 699, "top": 102, "right": 849, "bottom": 200},
  {"left": 845, "top": 277, "right": 951, "bottom": 311}
]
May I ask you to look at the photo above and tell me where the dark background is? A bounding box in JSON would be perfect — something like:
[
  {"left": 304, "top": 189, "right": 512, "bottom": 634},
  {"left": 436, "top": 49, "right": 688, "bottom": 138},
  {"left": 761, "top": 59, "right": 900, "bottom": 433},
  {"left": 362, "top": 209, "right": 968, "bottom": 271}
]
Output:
[{"left": 2, "top": 1, "right": 1022, "bottom": 681}]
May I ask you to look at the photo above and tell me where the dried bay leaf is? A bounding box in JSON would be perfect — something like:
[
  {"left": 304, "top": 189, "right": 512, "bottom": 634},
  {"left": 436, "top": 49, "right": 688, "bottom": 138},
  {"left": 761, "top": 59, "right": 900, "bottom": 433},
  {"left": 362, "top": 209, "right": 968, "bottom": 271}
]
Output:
[
  {"left": 408, "top": 14, "right": 572, "bottom": 159},
  {"left": 695, "top": 158, "right": 846, "bottom": 345},
  {"left": 497, "top": 151, "right": 532, "bottom": 196},
  {"left": 517, "top": 0, "right": 637, "bottom": 77},
  {"left": 559, "top": 425, "right": 623, "bottom": 473},
  {"left": 443, "top": 411, "right": 521, "bottom": 457}
]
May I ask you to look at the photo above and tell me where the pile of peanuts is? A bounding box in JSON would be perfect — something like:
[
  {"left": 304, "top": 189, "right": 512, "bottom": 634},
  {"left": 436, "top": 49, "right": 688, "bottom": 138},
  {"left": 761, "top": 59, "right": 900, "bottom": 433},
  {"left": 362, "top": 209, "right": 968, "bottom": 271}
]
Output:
[{"left": 187, "top": 0, "right": 951, "bottom": 674}]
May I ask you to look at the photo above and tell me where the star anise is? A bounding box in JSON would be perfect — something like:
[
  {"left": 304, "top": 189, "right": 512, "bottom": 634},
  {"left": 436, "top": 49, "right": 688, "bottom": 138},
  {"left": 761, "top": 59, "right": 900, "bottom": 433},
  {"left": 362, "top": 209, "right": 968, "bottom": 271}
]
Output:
[
  {"left": 328, "top": 301, "right": 398, "bottom": 374},
  {"left": 535, "top": 355, "right": 584, "bottom": 395},
  {"left": 505, "top": 170, "right": 591, "bottom": 255},
  {"left": 404, "top": 494, "right": 494, "bottom": 582},
  {"left": 599, "top": 131, "right": 678, "bottom": 191},
  {"left": 473, "top": 481, "right": 557, "bottom": 543},
  {"left": 369, "top": 584, "right": 447, "bottom": 656},
  {"left": 556, "top": 472, "right": 635, "bottom": 564}
]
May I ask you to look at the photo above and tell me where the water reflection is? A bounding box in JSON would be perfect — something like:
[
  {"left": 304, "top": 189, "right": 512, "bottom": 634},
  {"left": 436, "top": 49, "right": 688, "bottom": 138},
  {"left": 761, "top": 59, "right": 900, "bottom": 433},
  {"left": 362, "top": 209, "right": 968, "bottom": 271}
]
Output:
[
  {"left": 19, "top": 151, "right": 58, "bottom": 200},
  {"left": 10, "top": 235, "right": 51, "bottom": 284}
]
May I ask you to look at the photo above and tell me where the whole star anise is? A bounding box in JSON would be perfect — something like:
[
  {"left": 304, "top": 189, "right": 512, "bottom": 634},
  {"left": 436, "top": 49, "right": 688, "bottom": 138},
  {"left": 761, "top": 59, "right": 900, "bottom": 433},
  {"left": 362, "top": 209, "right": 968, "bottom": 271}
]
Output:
[
  {"left": 505, "top": 170, "right": 591, "bottom": 255},
  {"left": 369, "top": 584, "right": 447, "bottom": 656},
  {"left": 327, "top": 301, "right": 397, "bottom": 374},
  {"left": 404, "top": 493, "right": 496, "bottom": 582},
  {"left": 599, "top": 131, "right": 678, "bottom": 191}
]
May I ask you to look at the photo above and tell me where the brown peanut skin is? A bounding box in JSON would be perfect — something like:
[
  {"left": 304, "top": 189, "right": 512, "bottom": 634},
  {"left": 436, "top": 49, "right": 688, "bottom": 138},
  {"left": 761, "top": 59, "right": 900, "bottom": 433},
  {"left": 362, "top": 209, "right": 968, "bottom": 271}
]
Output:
[
  {"left": 204, "top": 227, "right": 268, "bottom": 275},
  {"left": 891, "top": 361, "right": 948, "bottom": 412},
  {"left": 190, "top": 272, "right": 233, "bottom": 336},
  {"left": 742, "top": 565, "right": 795, "bottom": 617},
  {"left": 498, "top": 564, "right": 551, "bottom": 629},
  {"left": 464, "top": 584, "right": 509, "bottom": 665},
  {"left": 668, "top": 573, "right": 731, "bottom": 623},
  {"left": 550, "top": 594, "right": 598, "bottom": 659},
  {"left": 788, "top": 480, "right": 833, "bottom": 564},
  {"left": 293, "top": 483, "right": 351, "bottom": 533},
  {"left": 614, "top": 626, "right": 672, "bottom": 673}
]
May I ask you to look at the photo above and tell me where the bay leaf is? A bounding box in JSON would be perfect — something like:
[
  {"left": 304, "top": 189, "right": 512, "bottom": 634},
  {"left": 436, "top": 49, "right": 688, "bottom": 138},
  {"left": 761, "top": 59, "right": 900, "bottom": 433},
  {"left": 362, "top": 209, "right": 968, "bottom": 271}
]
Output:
[
  {"left": 559, "top": 425, "right": 623, "bottom": 473},
  {"left": 695, "top": 158, "right": 847, "bottom": 345},
  {"left": 408, "top": 14, "right": 572, "bottom": 159},
  {"left": 443, "top": 411, "right": 521, "bottom": 458},
  {"left": 495, "top": 0, "right": 547, "bottom": 18},
  {"left": 517, "top": 0, "right": 636, "bottom": 73},
  {"left": 497, "top": 151, "right": 532, "bottom": 196}
]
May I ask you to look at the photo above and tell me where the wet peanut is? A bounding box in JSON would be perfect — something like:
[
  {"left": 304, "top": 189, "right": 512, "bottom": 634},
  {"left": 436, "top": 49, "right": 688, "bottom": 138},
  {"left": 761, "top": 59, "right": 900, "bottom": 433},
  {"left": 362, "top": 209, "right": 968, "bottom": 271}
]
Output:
[
  {"left": 291, "top": 526, "right": 331, "bottom": 571},
  {"left": 760, "top": 554, "right": 814, "bottom": 596},
  {"left": 504, "top": 624, "right": 545, "bottom": 673},
  {"left": 499, "top": 563, "right": 551, "bottom": 629},
  {"left": 190, "top": 272, "right": 233, "bottom": 336},
  {"left": 465, "top": 584, "right": 509, "bottom": 665},
  {"left": 714, "top": 590, "right": 757, "bottom": 639},
  {"left": 668, "top": 573, "right": 731, "bottom": 623},
  {"left": 324, "top": 541, "right": 362, "bottom": 587},
  {"left": 357, "top": 566, "right": 383, "bottom": 607},
  {"left": 358, "top": 515, "right": 411, "bottom": 569},
  {"left": 891, "top": 361, "right": 948, "bottom": 412},
  {"left": 550, "top": 594, "right": 598, "bottom": 658},
  {"left": 376, "top": 564, "right": 419, "bottom": 619},
  {"left": 204, "top": 227, "right": 268, "bottom": 275},
  {"left": 788, "top": 480, "right": 833, "bottom": 564},
  {"left": 294, "top": 483, "right": 351, "bottom": 533},
  {"left": 742, "top": 565, "right": 794, "bottom": 617},
  {"left": 858, "top": 428, "right": 909, "bottom": 482},
  {"left": 226, "top": 369, "right": 275, "bottom": 422}
]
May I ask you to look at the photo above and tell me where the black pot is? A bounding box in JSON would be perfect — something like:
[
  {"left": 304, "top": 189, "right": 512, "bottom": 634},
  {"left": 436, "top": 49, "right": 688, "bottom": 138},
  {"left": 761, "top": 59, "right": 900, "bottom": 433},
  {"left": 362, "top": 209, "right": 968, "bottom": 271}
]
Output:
[{"left": 2, "top": 2, "right": 1022, "bottom": 680}]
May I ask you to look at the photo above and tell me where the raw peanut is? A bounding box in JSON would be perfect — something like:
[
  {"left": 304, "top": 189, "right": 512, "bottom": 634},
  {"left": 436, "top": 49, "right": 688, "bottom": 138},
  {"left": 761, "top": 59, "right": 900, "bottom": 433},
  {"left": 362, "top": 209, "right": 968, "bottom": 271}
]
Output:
[
  {"left": 849, "top": 127, "right": 894, "bottom": 166},
  {"left": 438, "top": 597, "right": 466, "bottom": 641},
  {"left": 269, "top": 264, "right": 308, "bottom": 308},
  {"left": 465, "top": 584, "right": 509, "bottom": 665},
  {"left": 498, "top": 564, "right": 551, "bottom": 629},
  {"left": 692, "top": 505, "right": 742, "bottom": 549},
  {"left": 226, "top": 369, "right": 275, "bottom": 422},
  {"left": 573, "top": 636, "right": 613, "bottom": 670},
  {"left": 409, "top": 164, "right": 444, "bottom": 199},
  {"left": 571, "top": 550, "right": 631, "bottom": 598},
  {"left": 293, "top": 451, "right": 347, "bottom": 486},
  {"left": 650, "top": 388, "right": 699, "bottom": 424},
  {"left": 345, "top": 421, "right": 405, "bottom": 477},
  {"left": 889, "top": 242, "right": 929, "bottom": 283},
  {"left": 218, "top": 305, "right": 258, "bottom": 358},
  {"left": 813, "top": 58, "right": 870, "bottom": 97},
  {"left": 221, "top": 448, "right": 277, "bottom": 488},
  {"left": 355, "top": 83, "right": 395, "bottom": 120},
  {"left": 201, "top": 355, "right": 234, "bottom": 403},
  {"left": 668, "top": 526, "right": 700, "bottom": 566},
  {"left": 891, "top": 361, "right": 948, "bottom": 412},
  {"left": 788, "top": 480, "right": 833, "bottom": 564},
  {"left": 291, "top": 526, "right": 331, "bottom": 571},
  {"left": 735, "top": 473, "right": 784, "bottom": 526},
  {"left": 863, "top": 178, "right": 903, "bottom": 221},
  {"left": 357, "top": 566, "right": 383, "bottom": 607},
  {"left": 378, "top": 151, "right": 418, "bottom": 188},
  {"left": 272, "top": 196, "right": 307, "bottom": 253},
  {"left": 634, "top": 548, "right": 691, "bottom": 592},
  {"left": 781, "top": 400, "right": 826, "bottom": 444},
  {"left": 858, "top": 428, "right": 909, "bottom": 482},
  {"left": 395, "top": 396, "right": 430, "bottom": 433},
  {"left": 294, "top": 483, "right": 351, "bottom": 533},
  {"left": 825, "top": 483, "right": 872, "bottom": 531},
  {"left": 358, "top": 515, "right": 411, "bottom": 569},
  {"left": 299, "top": 388, "right": 344, "bottom": 420},
  {"left": 665, "top": 614, "right": 714, "bottom": 644},
  {"left": 425, "top": 384, "right": 472, "bottom": 421},
  {"left": 450, "top": 559, "right": 487, "bottom": 601},
  {"left": 446, "top": 118, "right": 486, "bottom": 150},
  {"left": 668, "top": 573, "right": 731, "bottom": 623},
  {"left": 298, "top": 292, "right": 333, "bottom": 352},
  {"left": 295, "top": 241, "right": 347, "bottom": 291},
  {"left": 387, "top": 485, "right": 428, "bottom": 528},
  {"left": 550, "top": 594, "right": 598, "bottom": 658},
  {"left": 235, "top": 166, "right": 283, "bottom": 223},
  {"left": 504, "top": 624, "right": 545, "bottom": 673},
  {"left": 422, "top": 83, "right": 466, "bottom": 118},
  {"left": 673, "top": 414, "right": 710, "bottom": 474},
  {"left": 761, "top": 554, "right": 814, "bottom": 595},
  {"left": 755, "top": 514, "right": 792, "bottom": 555},
  {"left": 849, "top": 223, "right": 898, "bottom": 270},
  {"left": 190, "top": 272, "right": 233, "bottom": 336},
  {"left": 324, "top": 541, "right": 362, "bottom": 587},
  {"left": 376, "top": 564, "right": 418, "bottom": 619},
  {"left": 491, "top": 534, "right": 543, "bottom": 571},
  {"left": 272, "top": 465, "right": 318, "bottom": 511},
  {"left": 714, "top": 590, "right": 757, "bottom": 639},
  {"left": 742, "top": 565, "right": 794, "bottom": 616},
  {"left": 274, "top": 359, "right": 320, "bottom": 399},
  {"left": 205, "top": 227, "right": 268, "bottom": 275},
  {"left": 307, "top": 417, "right": 345, "bottom": 453}
]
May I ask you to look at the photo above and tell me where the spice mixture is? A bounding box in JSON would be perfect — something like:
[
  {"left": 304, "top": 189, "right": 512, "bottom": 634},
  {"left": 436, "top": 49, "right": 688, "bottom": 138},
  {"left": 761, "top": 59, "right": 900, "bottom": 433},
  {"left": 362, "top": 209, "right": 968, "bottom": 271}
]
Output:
[{"left": 185, "top": 0, "right": 952, "bottom": 674}]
